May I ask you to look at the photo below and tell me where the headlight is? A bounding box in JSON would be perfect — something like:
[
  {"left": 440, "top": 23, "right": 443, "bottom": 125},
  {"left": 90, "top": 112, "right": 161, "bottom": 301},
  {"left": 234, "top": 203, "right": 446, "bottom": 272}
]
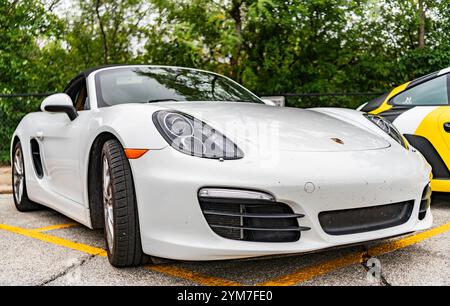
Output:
[
  {"left": 152, "top": 110, "right": 244, "bottom": 159},
  {"left": 364, "top": 113, "right": 408, "bottom": 148}
]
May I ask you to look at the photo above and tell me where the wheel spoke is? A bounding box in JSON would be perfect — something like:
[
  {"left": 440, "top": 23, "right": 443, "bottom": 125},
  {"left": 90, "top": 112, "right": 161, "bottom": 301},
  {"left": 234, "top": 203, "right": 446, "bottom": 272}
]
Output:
[
  {"left": 17, "top": 180, "right": 23, "bottom": 203},
  {"left": 13, "top": 148, "right": 24, "bottom": 203},
  {"left": 14, "top": 156, "right": 22, "bottom": 176},
  {"left": 102, "top": 155, "right": 114, "bottom": 253}
]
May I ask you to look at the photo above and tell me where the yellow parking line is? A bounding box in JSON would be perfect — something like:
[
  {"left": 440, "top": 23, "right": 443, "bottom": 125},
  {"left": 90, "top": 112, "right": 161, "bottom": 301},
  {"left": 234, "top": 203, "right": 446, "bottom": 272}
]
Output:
[
  {"left": 0, "top": 222, "right": 241, "bottom": 285},
  {"left": 32, "top": 223, "right": 78, "bottom": 232},
  {"left": 0, "top": 223, "right": 107, "bottom": 257},
  {"left": 369, "top": 222, "right": 450, "bottom": 257},
  {"left": 259, "top": 222, "right": 450, "bottom": 286},
  {"left": 259, "top": 252, "right": 366, "bottom": 286},
  {"left": 147, "top": 265, "right": 242, "bottom": 286},
  {"left": 2, "top": 221, "right": 449, "bottom": 286}
]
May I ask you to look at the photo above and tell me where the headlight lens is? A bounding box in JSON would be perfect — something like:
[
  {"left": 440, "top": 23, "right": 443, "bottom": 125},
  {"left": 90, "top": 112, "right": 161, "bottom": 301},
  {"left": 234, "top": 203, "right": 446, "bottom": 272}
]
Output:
[
  {"left": 153, "top": 110, "right": 244, "bottom": 159},
  {"left": 364, "top": 113, "right": 407, "bottom": 148}
]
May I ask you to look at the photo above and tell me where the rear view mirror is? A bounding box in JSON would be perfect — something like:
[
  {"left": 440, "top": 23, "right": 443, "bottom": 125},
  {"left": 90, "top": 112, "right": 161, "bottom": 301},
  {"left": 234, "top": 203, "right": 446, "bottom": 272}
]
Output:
[
  {"left": 260, "top": 96, "right": 285, "bottom": 107},
  {"left": 41, "top": 93, "right": 78, "bottom": 121},
  {"left": 262, "top": 99, "right": 277, "bottom": 106}
]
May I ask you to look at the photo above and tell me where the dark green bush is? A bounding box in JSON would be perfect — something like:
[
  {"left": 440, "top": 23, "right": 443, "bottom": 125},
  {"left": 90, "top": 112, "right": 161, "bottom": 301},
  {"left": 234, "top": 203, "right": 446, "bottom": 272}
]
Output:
[{"left": 0, "top": 97, "right": 41, "bottom": 165}]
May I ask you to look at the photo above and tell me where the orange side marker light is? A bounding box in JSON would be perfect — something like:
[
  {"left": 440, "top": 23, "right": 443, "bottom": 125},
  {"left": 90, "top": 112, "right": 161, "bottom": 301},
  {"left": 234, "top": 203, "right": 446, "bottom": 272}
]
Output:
[{"left": 124, "top": 148, "right": 149, "bottom": 159}]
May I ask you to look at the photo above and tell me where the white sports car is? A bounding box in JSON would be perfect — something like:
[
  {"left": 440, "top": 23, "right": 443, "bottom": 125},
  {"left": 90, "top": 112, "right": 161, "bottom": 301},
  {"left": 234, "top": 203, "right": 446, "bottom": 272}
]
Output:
[{"left": 11, "top": 65, "right": 432, "bottom": 267}]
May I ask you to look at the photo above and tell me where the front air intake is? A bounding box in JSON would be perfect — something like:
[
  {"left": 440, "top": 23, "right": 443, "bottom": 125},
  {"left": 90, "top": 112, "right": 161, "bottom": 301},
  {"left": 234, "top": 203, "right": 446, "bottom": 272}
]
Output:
[
  {"left": 198, "top": 189, "right": 310, "bottom": 242},
  {"left": 419, "top": 185, "right": 431, "bottom": 220},
  {"left": 319, "top": 201, "right": 414, "bottom": 235}
]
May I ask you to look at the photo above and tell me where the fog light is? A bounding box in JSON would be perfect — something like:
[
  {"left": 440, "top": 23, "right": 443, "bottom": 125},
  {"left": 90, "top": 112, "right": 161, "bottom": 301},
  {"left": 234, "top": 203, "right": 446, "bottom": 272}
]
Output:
[{"left": 198, "top": 188, "right": 275, "bottom": 201}]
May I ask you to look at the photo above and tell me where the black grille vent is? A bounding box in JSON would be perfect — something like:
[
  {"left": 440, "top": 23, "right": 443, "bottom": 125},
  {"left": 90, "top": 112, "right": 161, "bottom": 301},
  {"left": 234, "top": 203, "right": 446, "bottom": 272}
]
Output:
[
  {"left": 198, "top": 196, "right": 309, "bottom": 242},
  {"left": 419, "top": 185, "right": 431, "bottom": 220},
  {"left": 319, "top": 201, "right": 414, "bottom": 236},
  {"left": 30, "top": 139, "right": 43, "bottom": 178}
]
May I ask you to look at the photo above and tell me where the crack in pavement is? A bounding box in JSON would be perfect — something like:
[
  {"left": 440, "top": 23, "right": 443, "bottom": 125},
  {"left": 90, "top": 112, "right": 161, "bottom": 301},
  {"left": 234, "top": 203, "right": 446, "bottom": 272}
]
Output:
[
  {"left": 379, "top": 273, "right": 392, "bottom": 286},
  {"left": 38, "top": 254, "right": 95, "bottom": 286},
  {"left": 360, "top": 246, "right": 392, "bottom": 286}
]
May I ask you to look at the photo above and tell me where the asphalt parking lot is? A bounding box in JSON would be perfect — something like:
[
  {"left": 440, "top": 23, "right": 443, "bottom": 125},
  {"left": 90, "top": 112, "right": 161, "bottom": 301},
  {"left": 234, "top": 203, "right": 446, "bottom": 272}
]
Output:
[{"left": 0, "top": 169, "right": 449, "bottom": 286}]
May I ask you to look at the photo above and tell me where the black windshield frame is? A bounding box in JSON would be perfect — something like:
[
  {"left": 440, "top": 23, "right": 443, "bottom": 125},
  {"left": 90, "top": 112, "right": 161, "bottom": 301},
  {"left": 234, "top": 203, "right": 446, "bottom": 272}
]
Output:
[{"left": 94, "top": 66, "right": 263, "bottom": 108}]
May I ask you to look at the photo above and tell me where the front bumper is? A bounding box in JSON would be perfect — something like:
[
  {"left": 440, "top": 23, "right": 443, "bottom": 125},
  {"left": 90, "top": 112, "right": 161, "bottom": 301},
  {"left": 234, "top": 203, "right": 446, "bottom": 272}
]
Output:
[{"left": 130, "top": 146, "right": 432, "bottom": 261}]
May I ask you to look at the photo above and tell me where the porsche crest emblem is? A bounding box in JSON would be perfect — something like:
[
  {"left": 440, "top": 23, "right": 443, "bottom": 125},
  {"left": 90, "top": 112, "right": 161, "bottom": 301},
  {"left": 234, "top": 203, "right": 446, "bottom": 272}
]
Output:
[{"left": 331, "top": 138, "right": 344, "bottom": 145}]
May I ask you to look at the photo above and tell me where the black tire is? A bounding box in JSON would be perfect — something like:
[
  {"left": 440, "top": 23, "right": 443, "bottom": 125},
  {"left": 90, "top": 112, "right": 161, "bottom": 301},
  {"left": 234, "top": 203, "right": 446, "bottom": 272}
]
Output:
[
  {"left": 12, "top": 141, "right": 41, "bottom": 212},
  {"left": 101, "top": 139, "right": 151, "bottom": 267},
  {"left": 431, "top": 192, "right": 450, "bottom": 205}
]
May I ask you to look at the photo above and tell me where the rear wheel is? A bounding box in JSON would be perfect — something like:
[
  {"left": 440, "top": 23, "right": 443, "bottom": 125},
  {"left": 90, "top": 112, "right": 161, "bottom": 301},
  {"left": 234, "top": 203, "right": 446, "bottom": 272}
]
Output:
[
  {"left": 12, "top": 142, "right": 41, "bottom": 211},
  {"left": 101, "top": 139, "right": 150, "bottom": 267}
]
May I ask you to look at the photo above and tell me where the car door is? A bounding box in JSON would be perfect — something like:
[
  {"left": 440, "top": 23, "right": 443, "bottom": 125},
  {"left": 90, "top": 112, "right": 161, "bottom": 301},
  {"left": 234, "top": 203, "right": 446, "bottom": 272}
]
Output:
[
  {"left": 437, "top": 74, "right": 450, "bottom": 151},
  {"left": 38, "top": 76, "right": 91, "bottom": 205},
  {"left": 385, "top": 73, "right": 450, "bottom": 180}
]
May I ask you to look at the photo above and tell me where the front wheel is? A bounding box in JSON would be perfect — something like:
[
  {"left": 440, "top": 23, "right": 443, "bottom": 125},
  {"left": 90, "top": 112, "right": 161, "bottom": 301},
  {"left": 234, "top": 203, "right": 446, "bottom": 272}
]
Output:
[
  {"left": 12, "top": 141, "right": 40, "bottom": 212},
  {"left": 101, "top": 139, "right": 150, "bottom": 267}
]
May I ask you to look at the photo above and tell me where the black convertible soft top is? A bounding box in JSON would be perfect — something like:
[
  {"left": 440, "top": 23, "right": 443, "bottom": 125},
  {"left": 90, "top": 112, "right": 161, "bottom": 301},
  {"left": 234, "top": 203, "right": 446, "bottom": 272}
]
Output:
[
  {"left": 82, "top": 64, "right": 143, "bottom": 77},
  {"left": 64, "top": 64, "right": 143, "bottom": 92}
]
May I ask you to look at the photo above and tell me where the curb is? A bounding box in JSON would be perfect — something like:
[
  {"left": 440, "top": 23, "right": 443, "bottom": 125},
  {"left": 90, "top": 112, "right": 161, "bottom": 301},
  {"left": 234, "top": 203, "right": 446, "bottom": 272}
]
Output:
[{"left": 0, "top": 187, "right": 12, "bottom": 195}]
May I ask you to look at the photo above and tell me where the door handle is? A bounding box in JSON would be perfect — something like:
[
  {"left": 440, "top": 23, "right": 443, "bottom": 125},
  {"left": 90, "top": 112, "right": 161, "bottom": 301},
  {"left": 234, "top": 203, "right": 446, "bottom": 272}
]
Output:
[{"left": 36, "top": 131, "right": 44, "bottom": 141}]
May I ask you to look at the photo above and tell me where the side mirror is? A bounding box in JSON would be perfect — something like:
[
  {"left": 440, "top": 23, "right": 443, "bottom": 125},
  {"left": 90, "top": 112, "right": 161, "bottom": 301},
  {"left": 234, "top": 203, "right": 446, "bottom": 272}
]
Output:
[
  {"left": 41, "top": 93, "right": 78, "bottom": 121},
  {"left": 262, "top": 99, "right": 277, "bottom": 106},
  {"left": 260, "top": 96, "right": 285, "bottom": 107},
  {"left": 356, "top": 102, "right": 368, "bottom": 111}
]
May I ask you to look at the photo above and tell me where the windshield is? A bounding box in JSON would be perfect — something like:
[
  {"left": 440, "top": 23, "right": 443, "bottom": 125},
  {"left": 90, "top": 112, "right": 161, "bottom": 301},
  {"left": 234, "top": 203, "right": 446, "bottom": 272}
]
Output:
[{"left": 94, "top": 66, "right": 263, "bottom": 107}]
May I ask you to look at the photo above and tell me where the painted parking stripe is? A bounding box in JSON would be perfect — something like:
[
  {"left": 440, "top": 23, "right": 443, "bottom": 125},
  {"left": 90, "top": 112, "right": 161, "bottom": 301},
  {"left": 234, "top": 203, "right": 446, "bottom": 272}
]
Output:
[
  {"left": 1, "top": 222, "right": 449, "bottom": 286},
  {"left": 147, "top": 265, "right": 242, "bottom": 286},
  {"left": 369, "top": 222, "right": 450, "bottom": 257},
  {"left": 32, "top": 223, "right": 78, "bottom": 232},
  {"left": 0, "top": 223, "right": 107, "bottom": 257},
  {"left": 259, "top": 252, "right": 366, "bottom": 286},
  {"left": 0, "top": 223, "right": 240, "bottom": 286},
  {"left": 258, "top": 222, "right": 450, "bottom": 286}
]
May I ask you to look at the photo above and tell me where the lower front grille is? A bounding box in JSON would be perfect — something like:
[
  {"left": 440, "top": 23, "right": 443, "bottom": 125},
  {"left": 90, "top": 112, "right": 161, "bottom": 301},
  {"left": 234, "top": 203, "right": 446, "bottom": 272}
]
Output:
[
  {"left": 419, "top": 185, "right": 431, "bottom": 220},
  {"left": 198, "top": 194, "right": 309, "bottom": 242},
  {"left": 319, "top": 201, "right": 414, "bottom": 236}
]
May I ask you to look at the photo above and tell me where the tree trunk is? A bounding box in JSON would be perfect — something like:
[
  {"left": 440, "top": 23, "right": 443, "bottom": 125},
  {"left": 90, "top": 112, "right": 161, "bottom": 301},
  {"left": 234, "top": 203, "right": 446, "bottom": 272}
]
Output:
[
  {"left": 229, "top": 0, "right": 243, "bottom": 81},
  {"left": 95, "top": 0, "right": 109, "bottom": 64},
  {"left": 418, "top": 0, "right": 426, "bottom": 48}
]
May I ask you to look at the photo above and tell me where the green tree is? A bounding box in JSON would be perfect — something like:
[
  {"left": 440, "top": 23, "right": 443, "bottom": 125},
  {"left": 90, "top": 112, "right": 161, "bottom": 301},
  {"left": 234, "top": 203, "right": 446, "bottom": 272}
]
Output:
[
  {"left": 143, "top": 0, "right": 276, "bottom": 81},
  {"left": 0, "top": 0, "right": 62, "bottom": 93}
]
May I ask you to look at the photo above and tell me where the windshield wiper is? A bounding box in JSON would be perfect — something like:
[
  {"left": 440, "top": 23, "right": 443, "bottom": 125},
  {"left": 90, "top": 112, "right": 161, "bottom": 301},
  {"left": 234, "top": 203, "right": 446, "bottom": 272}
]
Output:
[{"left": 147, "top": 98, "right": 180, "bottom": 103}]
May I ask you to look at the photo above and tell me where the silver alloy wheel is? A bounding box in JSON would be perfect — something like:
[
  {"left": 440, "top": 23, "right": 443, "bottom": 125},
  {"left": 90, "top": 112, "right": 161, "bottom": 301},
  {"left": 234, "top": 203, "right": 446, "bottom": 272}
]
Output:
[
  {"left": 103, "top": 156, "right": 114, "bottom": 253},
  {"left": 13, "top": 148, "right": 24, "bottom": 204}
]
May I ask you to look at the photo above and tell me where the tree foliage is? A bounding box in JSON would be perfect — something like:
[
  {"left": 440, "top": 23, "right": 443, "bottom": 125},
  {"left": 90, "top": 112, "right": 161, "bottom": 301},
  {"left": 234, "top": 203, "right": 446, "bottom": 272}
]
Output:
[{"left": 1, "top": 0, "right": 450, "bottom": 163}]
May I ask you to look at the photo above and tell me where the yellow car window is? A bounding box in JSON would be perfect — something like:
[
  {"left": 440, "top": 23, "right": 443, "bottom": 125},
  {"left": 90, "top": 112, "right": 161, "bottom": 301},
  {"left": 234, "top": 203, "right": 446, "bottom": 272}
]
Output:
[{"left": 390, "top": 74, "right": 449, "bottom": 106}]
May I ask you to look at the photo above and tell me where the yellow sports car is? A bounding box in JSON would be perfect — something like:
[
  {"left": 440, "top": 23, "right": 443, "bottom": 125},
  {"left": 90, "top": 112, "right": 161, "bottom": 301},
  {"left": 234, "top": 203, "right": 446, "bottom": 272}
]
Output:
[{"left": 359, "top": 67, "right": 450, "bottom": 194}]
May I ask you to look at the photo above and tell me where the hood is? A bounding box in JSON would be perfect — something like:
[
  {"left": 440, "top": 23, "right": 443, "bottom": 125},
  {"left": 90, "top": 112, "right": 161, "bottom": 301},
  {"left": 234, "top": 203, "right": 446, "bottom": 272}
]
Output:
[{"left": 154, "top": 102, "right": 390, "bottom": 152}]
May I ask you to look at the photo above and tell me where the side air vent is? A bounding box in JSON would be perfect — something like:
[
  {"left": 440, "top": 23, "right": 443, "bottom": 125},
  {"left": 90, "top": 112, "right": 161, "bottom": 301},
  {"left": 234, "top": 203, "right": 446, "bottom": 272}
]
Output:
[
  {"left": 404, "top": 134, "right": 450, "bottom": 179},
  {"left": 30, "top": 139, "right": 43, "bottom": 178},
  {"left": 419, "top": 184, "right": 431, "bottom": 220},
  {"left": 198, "top": 188, "right": 310, "bottom": 243}
]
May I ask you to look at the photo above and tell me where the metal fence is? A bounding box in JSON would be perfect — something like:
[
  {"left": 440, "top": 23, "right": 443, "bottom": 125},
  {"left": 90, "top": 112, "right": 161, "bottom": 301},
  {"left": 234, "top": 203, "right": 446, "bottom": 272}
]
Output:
[
  {"left": 0, "top": 92, "right": 383, "bottom": 163},
  {"left": 259, "top": 92, "right": 384, "bottom": 109}
]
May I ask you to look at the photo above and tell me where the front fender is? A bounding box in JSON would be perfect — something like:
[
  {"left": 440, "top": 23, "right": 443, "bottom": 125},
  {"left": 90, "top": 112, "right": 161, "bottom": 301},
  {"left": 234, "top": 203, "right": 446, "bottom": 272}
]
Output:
[
  {"left": 80, "top": 104, "right": 170, "bottom": 209},
  {"left": 87, "top": 104, "right": 169, "bottom": 150},
  {"left": 10, "top": 113, "right": 40, "bottom": 166}
]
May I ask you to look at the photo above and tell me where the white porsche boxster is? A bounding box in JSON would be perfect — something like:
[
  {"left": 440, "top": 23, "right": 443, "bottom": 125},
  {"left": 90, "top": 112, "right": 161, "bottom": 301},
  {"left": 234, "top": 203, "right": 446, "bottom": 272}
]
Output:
[{"left": 11, "top": 65, "right": 432, "bottom": 267}]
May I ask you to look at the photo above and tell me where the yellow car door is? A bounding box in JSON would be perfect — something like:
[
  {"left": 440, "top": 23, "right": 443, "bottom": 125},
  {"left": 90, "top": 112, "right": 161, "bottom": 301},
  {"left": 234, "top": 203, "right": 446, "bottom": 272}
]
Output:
[{"left": 361, "top": 70, "right": 450, "bottom": 193}]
